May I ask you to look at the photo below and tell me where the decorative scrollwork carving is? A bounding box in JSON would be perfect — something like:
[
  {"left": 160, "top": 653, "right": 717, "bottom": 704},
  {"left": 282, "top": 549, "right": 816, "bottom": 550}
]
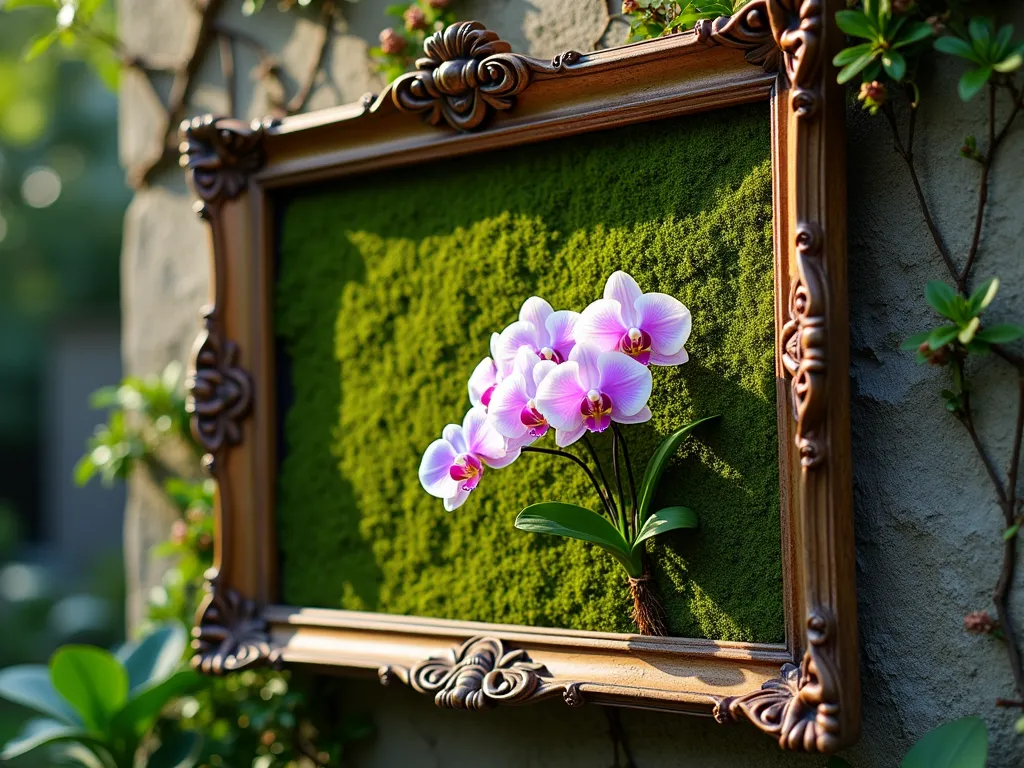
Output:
[
  {"left": 186, "top": 311, "right": 253, "bottom": 456},
  {"left": 179, "top": 115, "right": 268, "bottom": 218},
  {"left": 714, "top": 608, "right": 841, "bottom": 753},
  {"left": 694, "top": 0, "right": 779, "bottom": 71},
  {"left": 550, "top": 49, "right": 583, "bottom": 71},
  {"left": 766, "top": 0, "right": 823, "bottom": 117},
  {"left": 379, "top": 636, "right": 584, "bottom": 710},
  {"left": 390, "top": 21, "right": 532, "bottom": 131},
  {"left": 780, "top": 223, "right": 827, "bottom": 467},
  {"left": 192, "top": 578, "right": 281, "bottom": 676}
]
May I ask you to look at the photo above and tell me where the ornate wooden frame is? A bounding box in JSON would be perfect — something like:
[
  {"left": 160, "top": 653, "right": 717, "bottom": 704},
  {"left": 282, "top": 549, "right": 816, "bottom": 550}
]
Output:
[{"left": 179, "top": 0, "right": 857, "bottom": 753}]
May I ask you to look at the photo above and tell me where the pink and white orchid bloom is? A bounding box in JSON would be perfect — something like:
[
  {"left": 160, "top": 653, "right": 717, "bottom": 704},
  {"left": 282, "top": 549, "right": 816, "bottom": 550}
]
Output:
[
  {"left": 419, "top": 407, "right": 519, "bottom": 511},
  {"left": 495, "top": 296, "right": 579, "bottom": 370},
  {"left": 576, "top": 271, "right": 691, "bottom": 366},
  {"left": 489, "top": 346, "right": 558, "bottom": 445},
  {"left": 467, "top": 333, "right": 509, "bottom": 410},
  {"left": 534, "top": 343, "right": 652, "bottom": 448}
]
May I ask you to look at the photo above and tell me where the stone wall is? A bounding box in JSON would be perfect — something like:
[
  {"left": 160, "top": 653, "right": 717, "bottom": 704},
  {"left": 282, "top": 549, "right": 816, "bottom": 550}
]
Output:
[{"left": 118, "top": 1, "right": 1024, "bottom": 764}]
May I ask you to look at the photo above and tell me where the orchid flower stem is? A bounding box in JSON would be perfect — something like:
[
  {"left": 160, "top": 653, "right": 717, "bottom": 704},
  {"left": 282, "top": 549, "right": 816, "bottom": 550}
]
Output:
[
  {"left": 582, "top": 435, "right": 619, "bottom": 519},
  {"left": 612, "top": 424, "right": 639, "bottom": 537},
  {"left": 610, "top": 428, "right": 628, "bottom": 538},
  {"left": 521, "top": 446, "right": 617, "bottom": 522}
]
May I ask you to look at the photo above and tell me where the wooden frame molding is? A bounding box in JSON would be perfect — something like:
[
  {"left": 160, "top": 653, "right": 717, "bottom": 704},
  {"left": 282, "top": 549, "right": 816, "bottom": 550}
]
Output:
[{"left": 180, "top": 0, "right": 857, "bottom": 753}]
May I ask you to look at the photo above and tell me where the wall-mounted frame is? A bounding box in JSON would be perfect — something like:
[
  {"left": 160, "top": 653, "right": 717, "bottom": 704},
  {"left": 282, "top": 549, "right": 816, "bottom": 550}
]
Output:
[{"left": 180, "top": 0, "right": 857, "bottom": 753}]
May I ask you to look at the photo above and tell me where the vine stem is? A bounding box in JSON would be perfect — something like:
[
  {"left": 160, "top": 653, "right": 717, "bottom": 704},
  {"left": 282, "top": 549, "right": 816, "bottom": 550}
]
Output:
[
  {"left": 890, "top": 76, "right": 1024, "bottom": 700},
  {"left": 521, "top": 445, "right": 617, "bottom": 521}
]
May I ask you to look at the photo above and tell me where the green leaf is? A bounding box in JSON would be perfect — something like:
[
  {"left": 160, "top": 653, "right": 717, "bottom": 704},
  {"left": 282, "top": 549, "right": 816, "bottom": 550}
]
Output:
[
  {"left": 637, "top": 415, "right": 720, "bottom": 522},
  {"left": 0, "top": 666, "right": 81, "bottom": 724},
  {"left": 0, "top": 719, "right": 100, "bottom": 761},
  {"left": 976, "top": 324, "right": 1024, "bottom": 344},
  {"left": 935, "top": 35, "right": 982, "bottom": 63},
  {"left": 968, "top": 17, "right": 992, "bottom": 48},
  {"left": 994, "top": 52, "right": 1023, "bottom": 73},
  {"left": 111, "top": 670, "right": 205, "bottom": 740},
  {"left": 882, "top": 50, "right": 906, "bottom": 80},
  {"left": 515, "top": 503, "right": 638, "bottom": 576},
  {"left": 1004, "top": 523, "right": 1020, "bottom": 541},
  {"left": 967, "top": 277, "right": 999, "bottom": 313},
  {"left": 893, "top": 22, "right": 935, "bottom": 49},
  {"left": 900, "top": 716, "right": 987, "bottom": 768},
  {"left": 927, "top": 325, "right": 959, "bottom": 350},
  {"left": 23, "top": 30, "right": 58, "bottom": 61},
  {"left": 900, "top": 331, "right": 931, "bottom": 350},
  {"left": 835, "top": 10, "right": 876, "bottom": 40},
  {"left": 959, "top": 66, "right": 992, "bottom": 101},
  {"left": 632, "top": 507, "right": 698, "bottom": 550},
  {"left": 147, "top": 730, "right": 202, "bottom": 768},
  {"left": 50, "top": 646, "right": 128, "bottom": 731},
  {"left": 924, "top": 280, "right": 957, "bottom": 318},
  {"left": 2, "top": 0, "right": 58, "bottom": 9},
  {"left": 837, "top": 48, "right": 881, "bottom": 84},
  {"left": 117, "top": 623, "right": 186, "bottom": 693},
  {"left": 834, "top": 42, "right": 875, "bottom": 66}
]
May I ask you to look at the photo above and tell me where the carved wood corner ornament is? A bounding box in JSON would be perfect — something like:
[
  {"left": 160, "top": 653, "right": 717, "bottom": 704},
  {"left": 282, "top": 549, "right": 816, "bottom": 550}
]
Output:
[
  {"left": 715, "top": 609, "right": 841, "bottom": 752},
  {"left": 379, "top": 636, "right": 584, "bottom": 710},
  {"left": 179, "top": 114, "right": 269, "bottom": 218},
  {"left": 192, "top": 577, "right": 282, "bottom": 676}
]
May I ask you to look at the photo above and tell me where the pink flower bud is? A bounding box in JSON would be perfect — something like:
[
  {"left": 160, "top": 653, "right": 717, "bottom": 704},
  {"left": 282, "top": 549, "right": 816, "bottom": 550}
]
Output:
[
  {"left": 404, "top": 5, "right": 427, "bottom": 31},
  {"left": 379, "top": 27, "right": 405, "bottom": 56}
]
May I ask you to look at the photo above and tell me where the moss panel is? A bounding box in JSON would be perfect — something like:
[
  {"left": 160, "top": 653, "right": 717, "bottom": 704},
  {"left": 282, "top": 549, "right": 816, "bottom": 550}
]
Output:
[{"left": 274, "top": 103, "right": 782, "bottom": 642}]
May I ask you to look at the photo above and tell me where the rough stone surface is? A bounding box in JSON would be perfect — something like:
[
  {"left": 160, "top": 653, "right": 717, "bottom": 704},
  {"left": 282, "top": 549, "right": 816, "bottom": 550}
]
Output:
[{"left": 118, "top": 0, "right": 1024, "bottom": 764}]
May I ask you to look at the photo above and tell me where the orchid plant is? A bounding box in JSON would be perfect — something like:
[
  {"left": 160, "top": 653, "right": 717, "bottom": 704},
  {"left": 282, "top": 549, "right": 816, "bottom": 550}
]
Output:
[{"left": 418, "top": 271, "right": 717, "bottom": 635}]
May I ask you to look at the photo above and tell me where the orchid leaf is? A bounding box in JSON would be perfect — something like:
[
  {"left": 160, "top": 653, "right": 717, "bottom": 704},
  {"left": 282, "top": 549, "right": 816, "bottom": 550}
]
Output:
[
  {"left": 637, "top": 415, "right": 720, "bottom": 523},
  {"left": 631, "top": 507, "right": 698, "bottom": 551},
  {"left": 515, "top": 503, "right": 639, "bottom": 576}
]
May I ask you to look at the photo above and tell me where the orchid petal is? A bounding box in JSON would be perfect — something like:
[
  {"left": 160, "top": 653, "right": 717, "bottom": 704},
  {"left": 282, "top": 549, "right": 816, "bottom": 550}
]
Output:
[
  {"left": 463, "top": 407, "right": 505, "bottom": 461},
  {"left": 603, "top": 271, "right": 642, "bottom": 327},
  {"left": 489, "top": 373, "right": 530, "bottom": 439},
  {"left": 613, "top": 405, "right": 652, "bottom": 424},
  {"left": 496, "top": 321, "right": 542, "bottom": 368},
  {"left": 555, "top": 423, "right": 587, "bottom": 448},
  {"left": 444, "top": 486, "right": 471, "bottom": 511},
  {"left": 535, "top": 361, "right": 586, "bottom": 431},
  {"left": 532, "top": 359, "right": 557, "bottom": 393},
  {"left": 649, "top": 346, "right": 690, "bottom": 366},
  {"left": 545, "top": 310, "right": 579, "bottom": 360},
  {"left": 489, "top": 332, "right": 501, "bottom": 360},
  {"left": 485, "top": 443, "right": 521, "bottom": 468},
  {"left": 519, "top": 296, "right": 554, "bottom": 333},
  {"left": 468, "top": 357, "right": 498, "bottom": 408},
  {"left": 569, "top": 343, "right": 602, "bottom": 391},
  {"left": 419, "top": 439, "right": 459, "bottom": 498},
  {"left": 597, "top": 351, "right": 652, "bottom": 417},
  {"left": 635, "top": 293, "right": 692, "bottom": 355},
  {"left": 442, "top": 424, "right": 467, "bottom": 454},
  {"left": 511, "top": 345, "right": 538, "bottom": 377},
  {"left": 576, "top": 299, "right": 628, "bottom": 353}
]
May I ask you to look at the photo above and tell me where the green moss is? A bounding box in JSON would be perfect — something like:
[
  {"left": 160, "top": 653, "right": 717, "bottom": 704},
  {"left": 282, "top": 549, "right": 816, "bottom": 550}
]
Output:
[{"left": 275, "top": 104, "right": 782, "bottom": 642}]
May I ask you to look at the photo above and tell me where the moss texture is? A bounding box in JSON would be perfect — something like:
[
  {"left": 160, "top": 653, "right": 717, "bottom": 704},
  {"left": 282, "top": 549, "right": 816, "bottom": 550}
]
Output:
[{"left": 275, "top": 104, "right": 782, "bottom": 642}]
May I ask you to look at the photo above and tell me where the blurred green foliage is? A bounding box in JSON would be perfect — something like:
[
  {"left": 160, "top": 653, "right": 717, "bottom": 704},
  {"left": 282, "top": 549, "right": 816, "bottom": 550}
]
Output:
[{"left": 0, "top": 0, "right": 129, "bottom": 527}]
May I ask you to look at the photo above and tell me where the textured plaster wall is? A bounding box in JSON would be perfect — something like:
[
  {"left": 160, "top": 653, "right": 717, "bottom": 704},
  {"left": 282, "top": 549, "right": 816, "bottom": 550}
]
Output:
[{"left": 119, "top": 1, "right": 1024, "bottom": 765}]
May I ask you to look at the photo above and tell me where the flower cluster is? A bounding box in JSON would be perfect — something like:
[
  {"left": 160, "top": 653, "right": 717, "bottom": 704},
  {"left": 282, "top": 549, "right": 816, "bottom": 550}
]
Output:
[{"left": 419, "top": 271, "right": 691, "bottom": 510}]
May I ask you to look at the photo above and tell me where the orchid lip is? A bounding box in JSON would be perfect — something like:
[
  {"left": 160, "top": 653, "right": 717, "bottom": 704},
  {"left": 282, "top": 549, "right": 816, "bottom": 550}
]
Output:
[
  {"left": 580, "top": 391, "right": 613, "bottom": 433},
  {"left": 619, "top": 326, "right": 653, "bottom": 365},
  {"left": 519, "top": 399, "right": 548, "bottom": 437},
  {"left": 539, "top": 346, "right": 564, "bottom": 363},
  {"left": 480, "top": 384, "right": 496, "bottom": 408},
  {"left": 449, "top": 453, "right": 483, "bottom": 491}
]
